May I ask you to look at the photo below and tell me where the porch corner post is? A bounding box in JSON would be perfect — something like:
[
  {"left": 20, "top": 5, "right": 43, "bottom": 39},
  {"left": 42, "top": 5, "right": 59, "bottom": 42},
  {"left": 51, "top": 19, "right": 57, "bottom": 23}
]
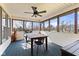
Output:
[
  {"left": 0, "top": 7, "right": 2, "bottom": 44},
  {"left": 49, "top": 20, "right": 50, "bottom": 31},
  {"left": 57, "top": 16, "right": 60, "bottom": 32},
  {"left": 74, "top": 9, "right": 78, "bottom": 34}
]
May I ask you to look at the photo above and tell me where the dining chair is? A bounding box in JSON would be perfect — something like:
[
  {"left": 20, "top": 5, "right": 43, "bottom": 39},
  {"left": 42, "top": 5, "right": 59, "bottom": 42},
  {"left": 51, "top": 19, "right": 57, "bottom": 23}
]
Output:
[{"left": 34, "top": 38, "right": 45, "bottom": 55}]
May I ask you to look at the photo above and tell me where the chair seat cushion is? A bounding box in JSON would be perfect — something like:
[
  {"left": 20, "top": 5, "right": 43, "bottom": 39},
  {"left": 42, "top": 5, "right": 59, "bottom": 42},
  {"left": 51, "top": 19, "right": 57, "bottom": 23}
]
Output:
[{"left": 35, "top": 41, "right": 43, "bottom": 45}]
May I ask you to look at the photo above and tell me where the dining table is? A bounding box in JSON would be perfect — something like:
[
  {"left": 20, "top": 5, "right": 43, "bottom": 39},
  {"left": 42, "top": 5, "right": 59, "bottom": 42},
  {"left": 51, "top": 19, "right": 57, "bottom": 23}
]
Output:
[{"left": 25, "top": 33, "right": 48, "bottom": 56}]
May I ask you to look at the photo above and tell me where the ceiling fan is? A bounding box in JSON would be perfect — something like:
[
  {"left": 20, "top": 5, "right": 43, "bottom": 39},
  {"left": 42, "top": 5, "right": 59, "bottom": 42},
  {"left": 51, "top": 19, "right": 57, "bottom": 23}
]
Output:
[{"left": 24, "top": 6, "right": 47, "bottom": 17}]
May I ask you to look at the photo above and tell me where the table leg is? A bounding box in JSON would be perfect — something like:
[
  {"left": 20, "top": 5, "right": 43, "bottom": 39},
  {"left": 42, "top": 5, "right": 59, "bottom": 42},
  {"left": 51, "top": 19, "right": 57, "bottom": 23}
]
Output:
[
  {"left": 26, "top": 36, "right": 27, "bottom": 42},
  {"left": 45, "top": 37, "right": 48, "bottom": 51},
  {"left": 31, "top": 39, "right": 33, "bottom": 56}
]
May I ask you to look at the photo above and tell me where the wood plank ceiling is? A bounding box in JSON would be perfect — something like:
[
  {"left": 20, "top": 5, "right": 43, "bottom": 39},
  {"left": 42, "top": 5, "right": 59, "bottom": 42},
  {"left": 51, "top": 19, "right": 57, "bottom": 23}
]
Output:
[{"left": 0, "top": 3, "right": 79, "bottom": 22}]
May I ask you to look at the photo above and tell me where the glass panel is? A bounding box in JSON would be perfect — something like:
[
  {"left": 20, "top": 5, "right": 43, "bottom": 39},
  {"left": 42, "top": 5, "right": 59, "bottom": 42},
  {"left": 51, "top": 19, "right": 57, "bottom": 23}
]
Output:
[
  {"left": 8, "top": 17, "right": 10, "bottom": 27},
  {"left": 2, "top": 10, "right": 6, "bottom": 42},
  {"left": 0, "top": 25, "right": 1, "bottom": 44},
  {"left": 77, "top": 11, "right": 79, "bottom": 32},
  {"left": 59, "top": 13, "right": 74, "bottom": 32},
  {"left": 13, "top": 20, "right": 23, "bottom": 40},
  {"left": 50, "top": 18, "right": 57, "bottom": 31},
  {"left": 33, "top": 22, "right": 40, "bottom": 31},
  {"left": 8, "top": 17, "right": 11, "bottom": 39},
  {"left": 13, "top": 20, "right": 23, "bottom": 31},
  {"left": 41, "top": 22, "right": 44, "bottom": 30},
  {"left": 24, "top": 21, "right": 32, "bottom": 30},
  {"left": 44, "top": 21, "right": 49, "bottom": 31}
]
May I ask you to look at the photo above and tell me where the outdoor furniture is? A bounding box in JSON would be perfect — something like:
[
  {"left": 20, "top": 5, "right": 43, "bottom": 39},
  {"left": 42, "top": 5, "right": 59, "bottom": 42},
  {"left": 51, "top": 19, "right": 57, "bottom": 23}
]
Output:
[
  {"left": 61, "top": 40, "right": 79, "bottom": 56},
  {"left": 11, "top": 28, "right": 17, "bottom": 42}
]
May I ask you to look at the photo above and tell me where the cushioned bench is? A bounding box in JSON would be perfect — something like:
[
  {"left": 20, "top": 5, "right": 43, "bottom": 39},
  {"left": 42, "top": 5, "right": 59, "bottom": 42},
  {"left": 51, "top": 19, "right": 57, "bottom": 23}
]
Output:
[{"left": 61, "top": 40, "right": 79, "bottom": 56}]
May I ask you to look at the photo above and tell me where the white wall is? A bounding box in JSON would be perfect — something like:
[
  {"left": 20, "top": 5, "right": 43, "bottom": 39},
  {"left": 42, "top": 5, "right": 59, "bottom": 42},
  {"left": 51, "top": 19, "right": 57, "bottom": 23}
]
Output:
[{"left": 0, "top": 38, "right": 11, "bottom": 56}]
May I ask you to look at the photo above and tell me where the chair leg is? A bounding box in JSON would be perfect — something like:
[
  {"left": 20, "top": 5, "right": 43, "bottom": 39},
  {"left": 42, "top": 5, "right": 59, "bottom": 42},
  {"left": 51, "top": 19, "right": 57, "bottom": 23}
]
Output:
[
  {"left": 37, "top": 45, "right": 39, "bottom": 56},
  {"left": 36, "top": 44, "right": 45, "bottom": 56},
  {"left": 42, "top": 44, "right": 45, "bottom": 55}
]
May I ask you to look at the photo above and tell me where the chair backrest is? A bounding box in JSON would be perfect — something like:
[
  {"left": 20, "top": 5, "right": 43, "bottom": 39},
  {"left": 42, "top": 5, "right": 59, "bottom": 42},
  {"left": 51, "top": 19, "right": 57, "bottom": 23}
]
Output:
[{"left": 35, "top": 38, "right": 44, "bottom": 43}]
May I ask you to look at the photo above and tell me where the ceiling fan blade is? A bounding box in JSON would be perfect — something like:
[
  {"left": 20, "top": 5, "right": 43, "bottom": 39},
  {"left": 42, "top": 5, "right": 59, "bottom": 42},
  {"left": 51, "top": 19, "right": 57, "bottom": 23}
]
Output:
[
  {"left": 38, "top": 10, "right": 46, "bottom": 13},
  {"left": 37, "top": 14, "right": 42, "bottom": 17},
  {"left": 24, "top": 12, "right": 33, "bottom": 14},
  {"left": 31, "top": 14, "right": 34, "bottom": 17},
  {"left": 31, "top": 6, "right": 37, "bottom": 12},
  {"left": 31, "top": 14, "right": 37, "bottom": 17}
]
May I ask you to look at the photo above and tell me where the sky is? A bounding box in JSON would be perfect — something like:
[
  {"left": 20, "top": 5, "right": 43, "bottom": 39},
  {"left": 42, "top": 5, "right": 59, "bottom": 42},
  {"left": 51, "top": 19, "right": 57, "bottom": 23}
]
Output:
[{"left": 44, "top": 12, "right": 76, "bottom": 28}]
